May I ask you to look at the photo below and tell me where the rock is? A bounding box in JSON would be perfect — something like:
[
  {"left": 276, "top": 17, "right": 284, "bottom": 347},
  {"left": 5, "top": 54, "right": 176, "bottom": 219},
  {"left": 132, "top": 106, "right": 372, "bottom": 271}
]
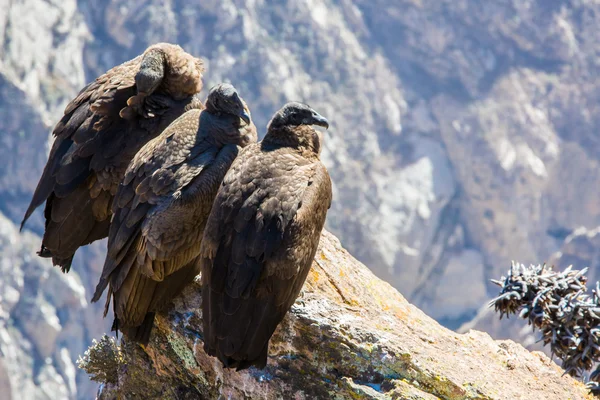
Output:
[
  {"left": 0, "top": 0, "right": 88, "bottom": 121},
  {"left": 13, "top": 296, "right": 61, "bottom": 359},
  {"left": 0, "top": 210, "right": 109, "bottom": 400},
  {"left": 81, "top": 231, "right": 590, "bottom": 400},
  {"left": 547, "top": 227, "right": 600, "bottom": 285}
]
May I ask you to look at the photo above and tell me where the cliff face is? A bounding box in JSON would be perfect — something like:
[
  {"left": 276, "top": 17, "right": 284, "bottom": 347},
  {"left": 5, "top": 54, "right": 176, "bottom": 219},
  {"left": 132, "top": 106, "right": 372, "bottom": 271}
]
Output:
[
  {"left": 2, "top": 0, "right": 600, "bottom": 398},
  {"left": 81, "top": 231, "right": 591, "bottom": 400},
  {"left": 0, "top": 3, "right": 110, "bottom": 399}
]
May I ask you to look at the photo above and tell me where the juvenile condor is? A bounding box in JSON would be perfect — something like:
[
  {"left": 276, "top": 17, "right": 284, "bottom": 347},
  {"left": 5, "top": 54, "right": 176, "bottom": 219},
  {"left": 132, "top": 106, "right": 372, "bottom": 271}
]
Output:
[{"left": 201, "top": 102, "right": 332, "bottom": 370}]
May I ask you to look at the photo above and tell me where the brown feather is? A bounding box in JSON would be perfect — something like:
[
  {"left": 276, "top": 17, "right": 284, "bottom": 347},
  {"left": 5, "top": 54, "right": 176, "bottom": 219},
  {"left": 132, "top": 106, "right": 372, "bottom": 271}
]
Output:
[
  {"left": 92, "top": 83, "right": 257, "bottom": 343},
  {"left": 21, "top": 43, "right": 205, "bottom": 273},
  {"left": 201, "top": 103, "right": 332, "bottom": 369}
]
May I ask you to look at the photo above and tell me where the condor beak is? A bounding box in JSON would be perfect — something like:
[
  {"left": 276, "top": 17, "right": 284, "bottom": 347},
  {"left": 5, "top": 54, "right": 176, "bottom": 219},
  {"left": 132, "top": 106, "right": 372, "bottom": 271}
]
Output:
[
  {"left": 239, "top": 109, "right": 251, "bottom": 125},
  {"left": 310, "top": 112, "right": 329, "bottom": 130}
]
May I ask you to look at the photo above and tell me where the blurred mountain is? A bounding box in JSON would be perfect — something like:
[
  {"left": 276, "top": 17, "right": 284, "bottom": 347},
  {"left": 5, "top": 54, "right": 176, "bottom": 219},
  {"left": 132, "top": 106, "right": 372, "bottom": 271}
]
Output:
[{"left": 1, "top": 0, "right": 600, "bottom": 398}]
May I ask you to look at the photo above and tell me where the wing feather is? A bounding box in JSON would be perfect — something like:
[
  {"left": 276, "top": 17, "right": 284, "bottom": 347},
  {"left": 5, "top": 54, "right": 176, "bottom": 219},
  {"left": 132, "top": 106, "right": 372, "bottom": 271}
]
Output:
[
  {"left": 202, "top": 145, "right": 332, "bottom": 368},
  {"left": 92, "top": 112, "right": 241, "bottom": 333},
  {"left": 21, "top": 47, "right": 204, "bottom": 273}
]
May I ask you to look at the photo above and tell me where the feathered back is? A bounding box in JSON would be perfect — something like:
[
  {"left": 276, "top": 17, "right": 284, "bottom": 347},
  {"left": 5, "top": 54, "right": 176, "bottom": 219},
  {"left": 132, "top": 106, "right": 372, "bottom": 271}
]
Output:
[
  {"left": 91, "top": 83, "right": 257, "bottom": 344},
  {"left": 21, "top": 43, "right": 205, "bottom": 272}
]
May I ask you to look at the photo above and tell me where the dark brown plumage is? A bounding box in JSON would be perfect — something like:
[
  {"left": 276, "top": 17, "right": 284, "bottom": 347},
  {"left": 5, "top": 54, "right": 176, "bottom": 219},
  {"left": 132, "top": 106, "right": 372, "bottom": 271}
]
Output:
[
  {"left": 92, "top": 83, "right": 257, "bottom": 344},
  {"left": 200, "top": 102, "right": 332, "bottom": 370},
  {"left": 21, "top": 43, "right": 205, "bottom": 272}
]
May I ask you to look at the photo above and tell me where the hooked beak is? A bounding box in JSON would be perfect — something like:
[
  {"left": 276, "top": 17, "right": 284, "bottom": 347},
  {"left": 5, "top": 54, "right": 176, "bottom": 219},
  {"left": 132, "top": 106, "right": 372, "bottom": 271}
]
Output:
[
  {"left": 309, "top": 112, "right": 329, "bottom": 129},
  {"left": 239, "top": 109, "right": 251, "bottom": 125},
  {"left": 233, "top": 92, "right": 251, "bottom": 124}
]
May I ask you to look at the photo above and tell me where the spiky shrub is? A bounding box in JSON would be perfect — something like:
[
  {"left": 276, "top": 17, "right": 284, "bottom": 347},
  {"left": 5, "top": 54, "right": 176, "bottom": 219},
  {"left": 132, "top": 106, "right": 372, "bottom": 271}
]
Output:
[
  {"left": 491, "top": 262, "right": 600, "bottom": 394},
  {"left": 77, "top": 334, "right": 122, "bottom": 384}
]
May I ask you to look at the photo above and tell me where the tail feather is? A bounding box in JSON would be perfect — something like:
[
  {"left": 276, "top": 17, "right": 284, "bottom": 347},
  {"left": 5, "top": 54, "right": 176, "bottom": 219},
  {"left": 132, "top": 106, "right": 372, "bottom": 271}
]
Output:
[
  {"left": 41, "top": 185, "right": 110, "bottom": 273},
  {"left": 236, "top": 345, "right": 268, "bottom": 371},
  {"left": 203, "top": 283, "right": 279, "bottom": 370},
  {"left": 119, "top": 312, "right": 156, "bottom": 345},
  {"left": 104, "top": 258, "right": 199, "bottom": 344},
  {"left": 21, "top": 138, "right": 73, "bottom": 231},
  {"left": 203, "top": 258, "right": 313, "bottom": 370}
]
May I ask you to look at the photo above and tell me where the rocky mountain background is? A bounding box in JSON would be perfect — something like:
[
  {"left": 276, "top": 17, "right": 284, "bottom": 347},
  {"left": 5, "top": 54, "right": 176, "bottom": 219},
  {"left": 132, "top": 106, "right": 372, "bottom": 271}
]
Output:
[{"left": 1, "top": 0, "right": 600, "bottom": 399}]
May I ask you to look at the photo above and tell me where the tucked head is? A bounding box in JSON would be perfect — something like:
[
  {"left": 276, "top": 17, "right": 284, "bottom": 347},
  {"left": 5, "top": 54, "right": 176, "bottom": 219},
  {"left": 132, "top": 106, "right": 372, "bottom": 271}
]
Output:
[
  {"left": 205, "top": 83, "right": 251, "bottom": 124},
  {"left": 267, "top": 102, "right": 329, "bottom": 131},
  {"left": 136, "top": 47, "right": 167, "bottom": 96},
  {"left": 136, "top": 43, "right": 205, "bottom": 99}
]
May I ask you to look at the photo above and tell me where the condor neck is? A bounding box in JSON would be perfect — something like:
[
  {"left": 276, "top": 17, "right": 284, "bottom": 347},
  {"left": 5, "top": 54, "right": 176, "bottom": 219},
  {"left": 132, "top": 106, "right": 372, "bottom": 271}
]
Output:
[{"left": 262, "top": 125, "right": 321, "bottom": 158}]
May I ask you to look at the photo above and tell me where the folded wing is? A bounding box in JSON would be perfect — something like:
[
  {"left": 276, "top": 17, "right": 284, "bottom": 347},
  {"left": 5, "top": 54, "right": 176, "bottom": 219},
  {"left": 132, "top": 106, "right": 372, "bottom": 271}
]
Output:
[{"left": 202, "top": 146, "right": 332, "bottom": 369}]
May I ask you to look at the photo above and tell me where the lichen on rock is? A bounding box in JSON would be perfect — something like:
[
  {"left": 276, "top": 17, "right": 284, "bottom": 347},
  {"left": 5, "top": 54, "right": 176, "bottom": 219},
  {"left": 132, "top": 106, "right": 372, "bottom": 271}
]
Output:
[{"left": 81, "top": 231, "right": 591, "bottom": 400}]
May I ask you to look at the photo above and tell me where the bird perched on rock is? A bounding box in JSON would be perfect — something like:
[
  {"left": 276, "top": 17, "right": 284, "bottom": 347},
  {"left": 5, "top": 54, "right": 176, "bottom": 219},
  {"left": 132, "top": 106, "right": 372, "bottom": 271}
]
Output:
[
  {"left": 92, "top": 83, "right": 256, "bottom": 344},
  {"left": 201, "top": 102, "right": 332, "bottom": 370},
  {"left": 21, "top": 43, "right": 205, "bottom": 273}
]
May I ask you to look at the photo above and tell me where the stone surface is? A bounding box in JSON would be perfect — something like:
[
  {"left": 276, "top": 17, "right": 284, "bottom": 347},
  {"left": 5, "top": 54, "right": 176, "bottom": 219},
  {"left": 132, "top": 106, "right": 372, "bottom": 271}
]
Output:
[
  {"left": 0, "top": 211, "right": 108, "bottom": 400},
  {"left": 82, "top": 231, "right": 591, "bottom": 400}
]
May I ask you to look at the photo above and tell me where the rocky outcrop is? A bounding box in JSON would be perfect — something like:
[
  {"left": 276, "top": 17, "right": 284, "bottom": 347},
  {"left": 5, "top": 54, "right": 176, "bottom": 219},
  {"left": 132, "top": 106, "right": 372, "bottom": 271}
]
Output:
[{"left": 81, "top": 231, "right": 591, "bottom": 400}]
